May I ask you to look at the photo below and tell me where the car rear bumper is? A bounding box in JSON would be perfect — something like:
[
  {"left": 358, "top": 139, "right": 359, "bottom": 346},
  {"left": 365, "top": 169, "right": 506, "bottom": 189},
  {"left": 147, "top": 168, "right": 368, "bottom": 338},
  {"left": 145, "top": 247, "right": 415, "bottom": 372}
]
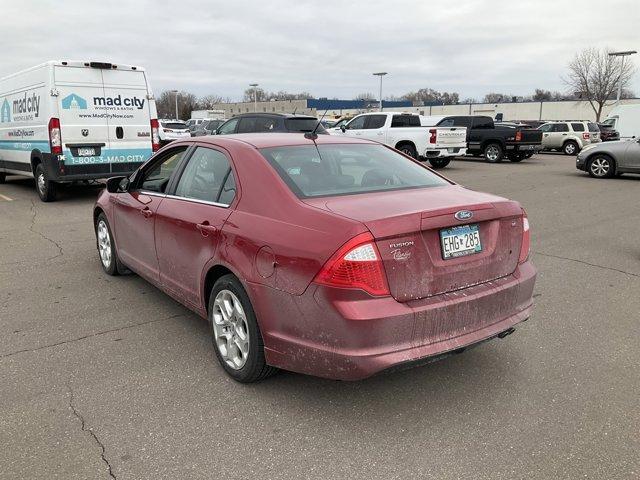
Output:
[
  {"left": 422, "top": 147, "right": 467, "bottom": 158},
  {"left": 43, "top": 153, "right": 143, "bottom": 182},
  {"left": 252, "top": 260, "right": 536, "bottom": 380}
]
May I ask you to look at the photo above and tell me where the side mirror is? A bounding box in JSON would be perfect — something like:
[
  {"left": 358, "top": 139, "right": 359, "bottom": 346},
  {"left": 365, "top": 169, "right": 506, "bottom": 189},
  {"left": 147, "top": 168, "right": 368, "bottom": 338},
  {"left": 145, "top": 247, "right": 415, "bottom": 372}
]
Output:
[
  {"left": 340, "top": 125, "right": 346, "bottom": 133},
  {"left": 106, "top": 176, "right": 130, "bottom": 193}
]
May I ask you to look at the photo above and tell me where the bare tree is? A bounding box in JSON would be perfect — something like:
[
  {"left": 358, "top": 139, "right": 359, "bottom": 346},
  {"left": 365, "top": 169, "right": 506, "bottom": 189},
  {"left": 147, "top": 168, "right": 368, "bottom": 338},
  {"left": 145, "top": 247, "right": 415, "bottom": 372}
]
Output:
[
  {"left": 243, "top": 87, "right": 267, "bottom": 102},
  {"left": 483, "top": 92, "right": 511, "bottom": 103},
  {"left": 565, "top": 47, "right": 635, "bottom": 121},
  {"left": 156, "top": 90, "right": 198, "bottom": 119},
  {"left": 197, "top": 95, "right": 227, "bottom": 109},
  {"left": 355, "top": 92, "right": 376, "bottom": 101},
  {"left": 401, "top": 88, "right": 459, "bottom": 105}
]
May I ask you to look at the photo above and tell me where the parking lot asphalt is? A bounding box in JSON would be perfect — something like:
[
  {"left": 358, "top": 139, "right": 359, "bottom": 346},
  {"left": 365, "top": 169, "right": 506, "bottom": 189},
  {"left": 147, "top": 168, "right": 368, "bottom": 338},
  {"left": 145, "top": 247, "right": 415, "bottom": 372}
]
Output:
[{"left": 1, "top": 153, "right": 638, "bottom": 480}]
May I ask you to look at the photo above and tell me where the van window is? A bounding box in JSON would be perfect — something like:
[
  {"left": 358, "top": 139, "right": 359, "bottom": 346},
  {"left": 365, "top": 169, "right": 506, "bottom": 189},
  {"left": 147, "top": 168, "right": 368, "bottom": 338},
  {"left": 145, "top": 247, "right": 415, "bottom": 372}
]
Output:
[{"left": 571, "top": 123, "right": 585, "bottom": 132}]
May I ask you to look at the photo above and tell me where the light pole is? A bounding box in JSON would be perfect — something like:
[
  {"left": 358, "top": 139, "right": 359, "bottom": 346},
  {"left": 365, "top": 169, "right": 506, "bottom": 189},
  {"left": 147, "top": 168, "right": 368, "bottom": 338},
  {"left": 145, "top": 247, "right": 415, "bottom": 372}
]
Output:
[
  {"left": 249, "top": 83, "right": 259, "bottom": 112},
  {"left": 171, "top": 89, "right": 179, "bottom": 119},
  {"left": 373, "top": 72, "right": 388, "bottom": 111},
  {"left": 608, "top": 50, "right": 637, "bottom": 104}
]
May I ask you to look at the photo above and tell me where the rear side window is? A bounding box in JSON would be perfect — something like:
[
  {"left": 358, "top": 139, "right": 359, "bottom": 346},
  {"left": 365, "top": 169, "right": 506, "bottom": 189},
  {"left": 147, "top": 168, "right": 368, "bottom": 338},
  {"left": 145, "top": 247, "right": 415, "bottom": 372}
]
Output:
[
  {"left": 391, "top": 115, "right": 420, "bottom": 128},
  {"left": 255, "top": 117, "right": 278, "bottom": 132},
  {"left": 260, "top": 144, "right": 448, "bottom": 198},
  {"left": 174, "top": 147, "right": 234, "bottom": 204},
  {"left": 365, "top": 115, "right": 387, "bottom": 129},
  {"left": 284, "top": 118, "right": 326, "bottom": 133},
  {"left": 472, "top": 117, "right": 493, "bottom": 129},
  {"left": 571, "top": 123, "right": 585, "bottom": 132}
]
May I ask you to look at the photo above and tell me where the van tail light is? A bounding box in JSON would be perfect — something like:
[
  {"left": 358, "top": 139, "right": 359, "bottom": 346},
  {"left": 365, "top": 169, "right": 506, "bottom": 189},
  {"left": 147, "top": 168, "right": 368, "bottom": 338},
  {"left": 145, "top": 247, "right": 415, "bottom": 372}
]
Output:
[
  {"left": 519, "top": 210, "right": 530, "bottom": 264},
  {"left": 429, "top": 129, "right": 437, "bottom": 144},
  {"left": 150, "top": 119, "right": 161, "bottom": 151},
  {"left": 583, "top": 132, "right": 590, "bottom": 140},
  {"left": 314, "top": 232, "right": 390, "bottom": 296},
  {"left": 515, "top": 130, "right": 522, "bottom": 141},
  {"left": 48, "top": 118, "right": 62, "bottom": 155}
]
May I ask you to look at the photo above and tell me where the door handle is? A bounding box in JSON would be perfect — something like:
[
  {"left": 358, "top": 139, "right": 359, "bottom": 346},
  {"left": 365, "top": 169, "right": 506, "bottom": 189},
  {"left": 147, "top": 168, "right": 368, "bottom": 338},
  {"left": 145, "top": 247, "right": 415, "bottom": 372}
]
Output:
[
  {"left": 196, "top": 222, "right": 218, "bottom": 237},
  {"left": 140, "top": 207, "right": 153, "bottom": 218}
]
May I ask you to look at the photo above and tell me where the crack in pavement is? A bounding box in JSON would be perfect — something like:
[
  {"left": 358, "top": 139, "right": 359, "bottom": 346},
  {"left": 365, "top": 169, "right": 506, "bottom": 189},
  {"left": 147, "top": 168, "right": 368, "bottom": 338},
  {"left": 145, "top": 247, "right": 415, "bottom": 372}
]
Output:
[
  {"left": 534, "top": 251, "right": 640, "bottom": 278},
  {"left": 29, "top": 199, "right": 64, "bottom": 261},
  {"left": 67, "top": 384, "right": 117, "bottom": 480},
  {"left": 0, "top": 313, "right": 185, "bottom": 359}
]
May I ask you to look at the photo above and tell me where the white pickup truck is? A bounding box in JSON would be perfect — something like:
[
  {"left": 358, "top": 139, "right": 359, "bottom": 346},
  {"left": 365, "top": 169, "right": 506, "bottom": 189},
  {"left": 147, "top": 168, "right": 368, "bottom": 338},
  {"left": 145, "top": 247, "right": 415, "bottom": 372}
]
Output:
[{"left": 327, "top": 112, "right": 467, "bottom": 168}]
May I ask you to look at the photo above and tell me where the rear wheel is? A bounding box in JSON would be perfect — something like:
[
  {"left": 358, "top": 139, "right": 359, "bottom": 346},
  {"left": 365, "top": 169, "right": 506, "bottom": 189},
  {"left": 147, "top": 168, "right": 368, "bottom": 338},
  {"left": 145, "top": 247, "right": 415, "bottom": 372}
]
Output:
[
  {"left": 209, "top": 274, "right": 278, "bottom": 383},
  {"left": 396, "top": 143, "right": 418, "bottom": 159},
  {"left": 588, "top": 155, "right": 615, "bottom": 179},
  {"left": 34, "top": 163, "right": 57, "bottom": 202},
  {"left": 428, "top": 158, "right": 451, "bottom": 169},
  {"left": 563, "top": 141, "right": 579, "bottom": 156},
  {"left": 484, "top": 143, "right": 503, "bottom": 163}
]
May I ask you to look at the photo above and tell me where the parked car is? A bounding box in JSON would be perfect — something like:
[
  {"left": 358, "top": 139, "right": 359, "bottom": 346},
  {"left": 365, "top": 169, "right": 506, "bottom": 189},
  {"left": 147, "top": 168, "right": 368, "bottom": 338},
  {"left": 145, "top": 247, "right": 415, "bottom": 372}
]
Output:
[
  {"left": 329, "top": 112, "right": 467, "bottom": 169},
  {"left": 215, "top": 113, "right": 327, "bottom": 135},
  {"left": 94, "top": 133, "right": 536, "bottom": 382},
  {"left": 0, "top": 60, "right": 159, "bottom": 202},
  {"left": 158, "top": 120, "right": 190, "bottom": 144},
  {"left": 192, "top": 119, "right": 225, "bottom": 137},
  {"left": 186, "top": 118, "right": 204, "bottom": 132},
  {"left": 576, "top": 138, "right": 640, "bottom": 178},
  {"left": 598, "top": 123, "right": 621, "bottom": 142},
  {"left": 603, "top": 104, "right": 640, "bottom": 139},
  {"left": 423, "top": 115, "right": 543, "bottom": 162},
  {"left": 537, "top": 121, "right": 601, "bottom": 155}
]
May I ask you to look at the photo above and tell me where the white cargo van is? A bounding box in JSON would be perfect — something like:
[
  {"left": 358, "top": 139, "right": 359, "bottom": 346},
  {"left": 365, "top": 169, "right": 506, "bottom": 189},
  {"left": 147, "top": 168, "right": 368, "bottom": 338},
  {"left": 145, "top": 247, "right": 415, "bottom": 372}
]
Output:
[
  {"left": 602, "top": 104, "right": 640, "bottom": 139},
  {"left": 0, "top": 61, "right": 160, "bottom": 201}
]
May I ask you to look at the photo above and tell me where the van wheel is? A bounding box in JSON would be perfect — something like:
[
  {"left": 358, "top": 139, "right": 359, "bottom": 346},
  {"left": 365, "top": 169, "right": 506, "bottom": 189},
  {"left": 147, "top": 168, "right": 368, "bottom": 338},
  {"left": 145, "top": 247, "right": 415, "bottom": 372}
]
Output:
[
  {"left": 563, "top": 141, "right": 579, "bottom": 155},
  {"left": 428, "top": 158, "right": 451, "bottom": 169},
  {"left": 209, "top": 274, "right": 278, "bottom": 383},
  {"left": 34, "top": 163, "right": 57, "bottom": 202},
  {"left": 484, "top": 143, "right": 503, "bottom": 163}
]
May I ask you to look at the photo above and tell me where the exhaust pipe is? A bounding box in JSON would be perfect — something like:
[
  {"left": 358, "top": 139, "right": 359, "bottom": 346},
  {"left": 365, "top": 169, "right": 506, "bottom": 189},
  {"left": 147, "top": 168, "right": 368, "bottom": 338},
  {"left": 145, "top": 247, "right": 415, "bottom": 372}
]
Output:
[{"left": 497, "top": 327, "right": 515, "bottom": 339}]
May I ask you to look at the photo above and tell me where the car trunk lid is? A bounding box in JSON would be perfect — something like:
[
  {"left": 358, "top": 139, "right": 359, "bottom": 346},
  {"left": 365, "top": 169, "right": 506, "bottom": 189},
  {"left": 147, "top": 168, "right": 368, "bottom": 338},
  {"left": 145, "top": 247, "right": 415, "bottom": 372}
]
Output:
[{"left": 304, "top": 186, "right": 524, "bottom": 302}]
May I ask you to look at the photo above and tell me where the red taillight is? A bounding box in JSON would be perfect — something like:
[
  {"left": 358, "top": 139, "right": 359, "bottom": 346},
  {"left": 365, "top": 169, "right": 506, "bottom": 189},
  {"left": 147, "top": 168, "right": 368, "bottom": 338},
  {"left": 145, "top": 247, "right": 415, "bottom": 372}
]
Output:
[
  {"left": 150, "top": 119, "right": 161, "bottom": 151},
  {"left": 583, "top": 132, "right": 590, "bottom": 140},
  {"left": 48, "top": 117, "right": 62, "bottom": 155},
  {"left": 515, "top": 130, "right": 522, "bottom": 142},
  {"left": 314, "top": 232, "right": 390, "bottom": 296},
  {"left": 519, "top": 210, "right": 530, "bottom": 264},
  {"left": 429, "top": 129, "right": 437, "bottom": 144}
]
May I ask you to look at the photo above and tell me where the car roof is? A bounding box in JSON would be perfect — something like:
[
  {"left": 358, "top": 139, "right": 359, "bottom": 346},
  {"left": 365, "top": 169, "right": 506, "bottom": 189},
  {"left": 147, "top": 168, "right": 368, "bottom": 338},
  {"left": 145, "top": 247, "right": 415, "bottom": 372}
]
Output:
[
  {"left": 229, "top": 112, "right": 317, "bottom": 119},
  {"left": 176, "top": 133, "right": 379, "bottom": 149}
]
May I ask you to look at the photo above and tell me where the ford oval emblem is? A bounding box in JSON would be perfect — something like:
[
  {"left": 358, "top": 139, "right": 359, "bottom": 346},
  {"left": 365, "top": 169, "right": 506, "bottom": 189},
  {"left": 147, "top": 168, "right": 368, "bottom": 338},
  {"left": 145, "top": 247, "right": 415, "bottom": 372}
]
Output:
[{"left": 455, "top": 210, "right": 473, "bottom": 221}]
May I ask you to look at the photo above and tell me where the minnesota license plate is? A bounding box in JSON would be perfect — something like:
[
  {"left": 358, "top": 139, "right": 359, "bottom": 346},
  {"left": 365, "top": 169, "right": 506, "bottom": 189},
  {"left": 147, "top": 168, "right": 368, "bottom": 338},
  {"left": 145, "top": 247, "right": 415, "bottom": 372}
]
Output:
[
  {"left": 440, "top": 224, "right": 482, "bottom": 259},
  {"left": 77, "top": 147, "right": 96, "bottom": 157}
]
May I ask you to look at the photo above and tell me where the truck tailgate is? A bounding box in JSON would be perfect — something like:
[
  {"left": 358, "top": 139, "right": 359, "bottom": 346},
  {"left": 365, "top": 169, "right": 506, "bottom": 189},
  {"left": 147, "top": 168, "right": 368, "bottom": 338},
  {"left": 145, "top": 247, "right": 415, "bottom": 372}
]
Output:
[{"left": 434, "top": 127, "right": 467, "bottom": 148}]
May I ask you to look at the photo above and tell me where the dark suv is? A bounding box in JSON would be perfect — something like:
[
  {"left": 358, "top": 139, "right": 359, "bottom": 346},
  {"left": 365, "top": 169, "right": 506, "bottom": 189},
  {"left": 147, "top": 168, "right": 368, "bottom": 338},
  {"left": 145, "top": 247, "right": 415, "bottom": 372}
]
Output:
[
  {"left": 598, "top": 123, "right": 620, "bottom": 142},
  {"left": 216, "top": 113, "right": 327, "bottom": 135}
]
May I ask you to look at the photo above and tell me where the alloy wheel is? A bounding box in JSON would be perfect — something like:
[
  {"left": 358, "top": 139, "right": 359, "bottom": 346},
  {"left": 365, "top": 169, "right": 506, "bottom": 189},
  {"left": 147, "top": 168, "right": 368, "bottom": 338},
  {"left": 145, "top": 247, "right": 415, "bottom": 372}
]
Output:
[
  {"left": 97, "top": 220, "right": 112, "bottom": 268},
  {"left": 590, "top": 157, "right": 610, "bottom": 177},
  {"left": 565, "top": 143, "right": 576, "bottom": 155},
  {"left": 486, "top": 146, "right": 500, "bottom": 162},
  {"left": 212, "top": 289, "right": 250, "bottom": 370},
  {"left": 37, "top": 173, "right": 46, "bottom": 195}
]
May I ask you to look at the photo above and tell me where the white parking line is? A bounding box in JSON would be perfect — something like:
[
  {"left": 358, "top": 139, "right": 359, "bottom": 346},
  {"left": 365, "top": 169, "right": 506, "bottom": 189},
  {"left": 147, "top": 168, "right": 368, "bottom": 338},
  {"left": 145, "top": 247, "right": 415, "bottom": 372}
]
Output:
[{"left": 0, "top": 193, "right": 13, "bottom": 201}]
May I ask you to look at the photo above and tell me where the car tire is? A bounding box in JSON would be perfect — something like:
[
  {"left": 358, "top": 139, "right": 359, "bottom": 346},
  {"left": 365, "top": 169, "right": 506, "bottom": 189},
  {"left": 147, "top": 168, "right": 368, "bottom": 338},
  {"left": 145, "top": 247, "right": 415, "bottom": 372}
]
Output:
[
  {"left": 34, "top": 163, "right": 57, "bottom": 202},
  {"left": 95, "top": 213, "right": 130, "bottom": 275},
  {"left": 397, "top": 143, "right": 418, "bottom": 159},
  {"left": 587, "top": 155, "right": 615, "bottom": 179},
  {"left": 428, "top": 158, "right": 451, "bottom": 169},
  {"left": 563, "top": 141, "right": 579, "bottom": 156},
  {"left": 209, "top": 274, "right": 278, "bottom": 383},
  {"left": 484, "top": 143, "right": 503, "bottom": 163}
]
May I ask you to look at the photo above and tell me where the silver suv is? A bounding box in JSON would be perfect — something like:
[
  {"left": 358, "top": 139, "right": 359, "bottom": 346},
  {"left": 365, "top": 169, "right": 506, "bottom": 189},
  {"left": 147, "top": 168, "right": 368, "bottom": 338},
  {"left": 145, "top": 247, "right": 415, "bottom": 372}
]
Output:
[{"left": 538, "top": 121, "right": 601, "bottom": 155}]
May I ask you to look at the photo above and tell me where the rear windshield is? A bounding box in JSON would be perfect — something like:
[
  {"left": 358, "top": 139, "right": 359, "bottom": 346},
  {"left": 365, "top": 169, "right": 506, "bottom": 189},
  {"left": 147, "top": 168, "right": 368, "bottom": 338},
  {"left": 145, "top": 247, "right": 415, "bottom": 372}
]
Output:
[
  {"left": 260, "top": 144, "right": 449, "bottom": 198},
  {"left": 587, "top": 122, "right": 600, "bottom": 132},
  {"left": 284, "top": 118, "right": 326, "bottom": 133},
  {"left": 162, "top": 122, "right": 188, "bottom": 129}
]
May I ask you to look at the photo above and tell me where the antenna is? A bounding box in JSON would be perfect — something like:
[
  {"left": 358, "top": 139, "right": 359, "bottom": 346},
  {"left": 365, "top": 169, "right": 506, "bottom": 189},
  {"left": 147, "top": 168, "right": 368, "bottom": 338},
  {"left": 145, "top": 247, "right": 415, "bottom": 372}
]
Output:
[
  {"left": 292, "top": 106, "right": 298, "bottom": 115},
  {"left": 304, "top": 109, "right": 328, "bottom": 140}
]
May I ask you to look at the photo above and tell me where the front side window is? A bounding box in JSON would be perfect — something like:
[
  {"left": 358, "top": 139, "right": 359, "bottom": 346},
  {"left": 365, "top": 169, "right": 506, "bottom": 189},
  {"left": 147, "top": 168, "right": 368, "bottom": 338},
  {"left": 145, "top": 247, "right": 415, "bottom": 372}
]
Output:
[
  {"left": 217, "top": 117, "right": 239, "bottom": 134},
  {"left": 174, "top": 147, "right": 234, "bottom": 204},
  {"left": 346, "top": 115, "right": 366, "bottom": 130},
  {"left": 140, "top": 147, "right": 187, "bottom": 193},
  {"left": 538, "top": 123, "right": 552, "bottom": 132},
  {"left": 237, "top": 117, "right": 257, "bottom": 133},
  {"left": 260, "top": 144, "right": 449, "bottom": 199}
]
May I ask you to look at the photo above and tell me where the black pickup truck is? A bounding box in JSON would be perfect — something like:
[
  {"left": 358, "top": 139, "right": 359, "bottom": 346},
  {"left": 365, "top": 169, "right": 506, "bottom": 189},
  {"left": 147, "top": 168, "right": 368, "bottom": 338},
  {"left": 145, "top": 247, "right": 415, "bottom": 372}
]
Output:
[{"left": 433, "top": 115, "right": 543, "bottom": 162}]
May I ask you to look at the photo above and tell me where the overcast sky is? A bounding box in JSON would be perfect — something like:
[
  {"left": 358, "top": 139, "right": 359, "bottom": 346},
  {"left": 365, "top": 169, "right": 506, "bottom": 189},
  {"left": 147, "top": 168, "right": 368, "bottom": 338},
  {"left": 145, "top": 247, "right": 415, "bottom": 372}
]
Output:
[{"left": 2, "top": 1, "right": 638, "bottom": 101}]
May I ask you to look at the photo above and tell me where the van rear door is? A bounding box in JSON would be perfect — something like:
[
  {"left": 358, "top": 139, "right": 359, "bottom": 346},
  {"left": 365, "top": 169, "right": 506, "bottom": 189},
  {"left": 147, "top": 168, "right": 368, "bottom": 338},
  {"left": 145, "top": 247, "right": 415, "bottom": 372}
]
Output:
[
  {"left": 54, "top": 65, "right": 110, "bottom": 169},
  {"left": 100, "top": 68, "right": 153, "bottom": 171}
]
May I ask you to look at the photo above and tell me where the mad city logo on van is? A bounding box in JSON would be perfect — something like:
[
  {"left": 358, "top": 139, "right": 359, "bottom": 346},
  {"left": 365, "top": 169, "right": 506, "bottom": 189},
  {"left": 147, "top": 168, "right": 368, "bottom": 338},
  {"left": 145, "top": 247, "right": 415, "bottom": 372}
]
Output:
[
  {"left": 1, "top": 99, "right": 10, "bottom": 122},
  {"left": 61, "top": 93, "right": 88, "bottom": 110},
  {"left": 13, "top": 92, "right": 41, "bottom": 118}
]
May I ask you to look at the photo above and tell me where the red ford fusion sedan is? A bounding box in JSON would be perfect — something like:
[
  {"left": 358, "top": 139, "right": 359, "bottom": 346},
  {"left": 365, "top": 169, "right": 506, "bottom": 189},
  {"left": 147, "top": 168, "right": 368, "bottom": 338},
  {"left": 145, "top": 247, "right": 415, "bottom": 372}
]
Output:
[{"left": 94, "top": 133, "right": 536, "bottom": 382}]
